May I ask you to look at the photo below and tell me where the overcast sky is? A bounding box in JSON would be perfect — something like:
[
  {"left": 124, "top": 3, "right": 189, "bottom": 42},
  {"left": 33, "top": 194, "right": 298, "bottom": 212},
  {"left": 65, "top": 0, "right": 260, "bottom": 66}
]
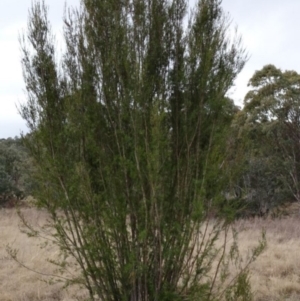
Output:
[{"left": 1, "top": 0, "right": 299, "bottom": 138}]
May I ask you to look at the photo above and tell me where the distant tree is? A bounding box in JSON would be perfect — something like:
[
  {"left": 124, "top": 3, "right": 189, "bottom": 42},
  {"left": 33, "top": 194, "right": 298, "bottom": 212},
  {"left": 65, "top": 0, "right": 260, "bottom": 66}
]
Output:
[
  {"left": 233, "top": 64, "right": 300, "bottom": 212},
  {"left": 17, "top": 0, "right": 264, "bottom": 300},
  {"left": 0, "top": 137, "right": 33, "bottom": 202}
]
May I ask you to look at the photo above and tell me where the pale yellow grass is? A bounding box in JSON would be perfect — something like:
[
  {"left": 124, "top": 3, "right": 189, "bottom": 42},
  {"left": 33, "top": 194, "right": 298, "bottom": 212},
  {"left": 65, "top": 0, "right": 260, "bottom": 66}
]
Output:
[
  {"left": 0, "top": 208, "right": 87, "bottom": 301},
  {"left": 1, "top": 207, "right": 300, "bottom": 300},
  {"left": 234, "top": 216, "right": 300, "bottom": 301}
]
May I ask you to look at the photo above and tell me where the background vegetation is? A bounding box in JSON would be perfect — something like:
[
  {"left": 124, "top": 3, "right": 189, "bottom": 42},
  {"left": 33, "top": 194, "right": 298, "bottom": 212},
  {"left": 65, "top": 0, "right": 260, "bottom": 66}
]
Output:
[{"left": 0, "top": 137, "right": 33, "bottom": 205}]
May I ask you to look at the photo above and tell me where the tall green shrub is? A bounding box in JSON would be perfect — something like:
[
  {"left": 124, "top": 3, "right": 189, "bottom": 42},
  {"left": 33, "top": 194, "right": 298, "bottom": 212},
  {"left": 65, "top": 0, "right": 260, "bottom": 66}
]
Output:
[{"left": 17, "top": 0, "right": 263, "bottom": 300}]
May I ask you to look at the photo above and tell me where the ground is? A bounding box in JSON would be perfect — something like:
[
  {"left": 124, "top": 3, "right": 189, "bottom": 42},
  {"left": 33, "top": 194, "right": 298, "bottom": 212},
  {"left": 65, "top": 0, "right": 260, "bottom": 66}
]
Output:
[{"left": 0, "top": 206, "right": 300, "bottom": 301}]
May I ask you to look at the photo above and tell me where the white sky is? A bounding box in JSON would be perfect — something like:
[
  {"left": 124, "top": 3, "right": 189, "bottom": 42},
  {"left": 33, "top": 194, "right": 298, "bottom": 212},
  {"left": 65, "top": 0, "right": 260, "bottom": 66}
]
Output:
[{"left": 1, "top": 0, "right": 300, "bottom": 138}]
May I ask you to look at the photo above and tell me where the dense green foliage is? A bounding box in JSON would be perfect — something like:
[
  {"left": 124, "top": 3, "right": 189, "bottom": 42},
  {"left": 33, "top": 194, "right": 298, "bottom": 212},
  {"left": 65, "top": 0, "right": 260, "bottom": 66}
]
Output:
[
  {"left": 15, "top": 0, "right": 267, "bottom": 300},
  {"left": 232, "top": 64, "right": 300, "bottom": 215},
  {"left": 0, "top": 137, "right": 33, "bottom": 204}
]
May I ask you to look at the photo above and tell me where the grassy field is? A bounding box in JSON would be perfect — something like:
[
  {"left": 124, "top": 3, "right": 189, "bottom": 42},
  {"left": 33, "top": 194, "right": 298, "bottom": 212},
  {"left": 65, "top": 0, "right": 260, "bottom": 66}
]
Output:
[
  {"left": 0, "top": 207, "right": 300, "bottom": 301},
  {"left": 0, "top": 208, "right": 88, "bottom": 301}
]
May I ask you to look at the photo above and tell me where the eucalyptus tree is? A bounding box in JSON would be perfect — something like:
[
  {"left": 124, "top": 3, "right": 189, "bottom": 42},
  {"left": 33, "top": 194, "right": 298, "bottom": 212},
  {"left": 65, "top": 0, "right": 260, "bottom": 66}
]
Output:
[
  {"left": 234, "top": 64, "right": 300, "bottom": 211},
  {"left": 18, "top": 0, "right": 261, "bottom": 300}
]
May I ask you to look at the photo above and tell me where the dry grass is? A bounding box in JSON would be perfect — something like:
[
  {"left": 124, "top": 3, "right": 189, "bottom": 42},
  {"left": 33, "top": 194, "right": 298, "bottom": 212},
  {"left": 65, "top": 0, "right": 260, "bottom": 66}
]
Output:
[
  {"left": 234, "top": 215, "right": 300, "bottom": 301},
  {"left": 1, "top": 206, "right": 300, "bottom": 300},
  {"left": 0, "top": 208, "right": 87, "bottom": 301}
]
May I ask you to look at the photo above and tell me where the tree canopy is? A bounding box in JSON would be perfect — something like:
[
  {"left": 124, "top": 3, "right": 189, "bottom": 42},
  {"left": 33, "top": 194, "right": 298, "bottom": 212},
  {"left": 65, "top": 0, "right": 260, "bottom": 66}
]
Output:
[{"left": 231, "top": 64, "right": 300, "bottom": 214}]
